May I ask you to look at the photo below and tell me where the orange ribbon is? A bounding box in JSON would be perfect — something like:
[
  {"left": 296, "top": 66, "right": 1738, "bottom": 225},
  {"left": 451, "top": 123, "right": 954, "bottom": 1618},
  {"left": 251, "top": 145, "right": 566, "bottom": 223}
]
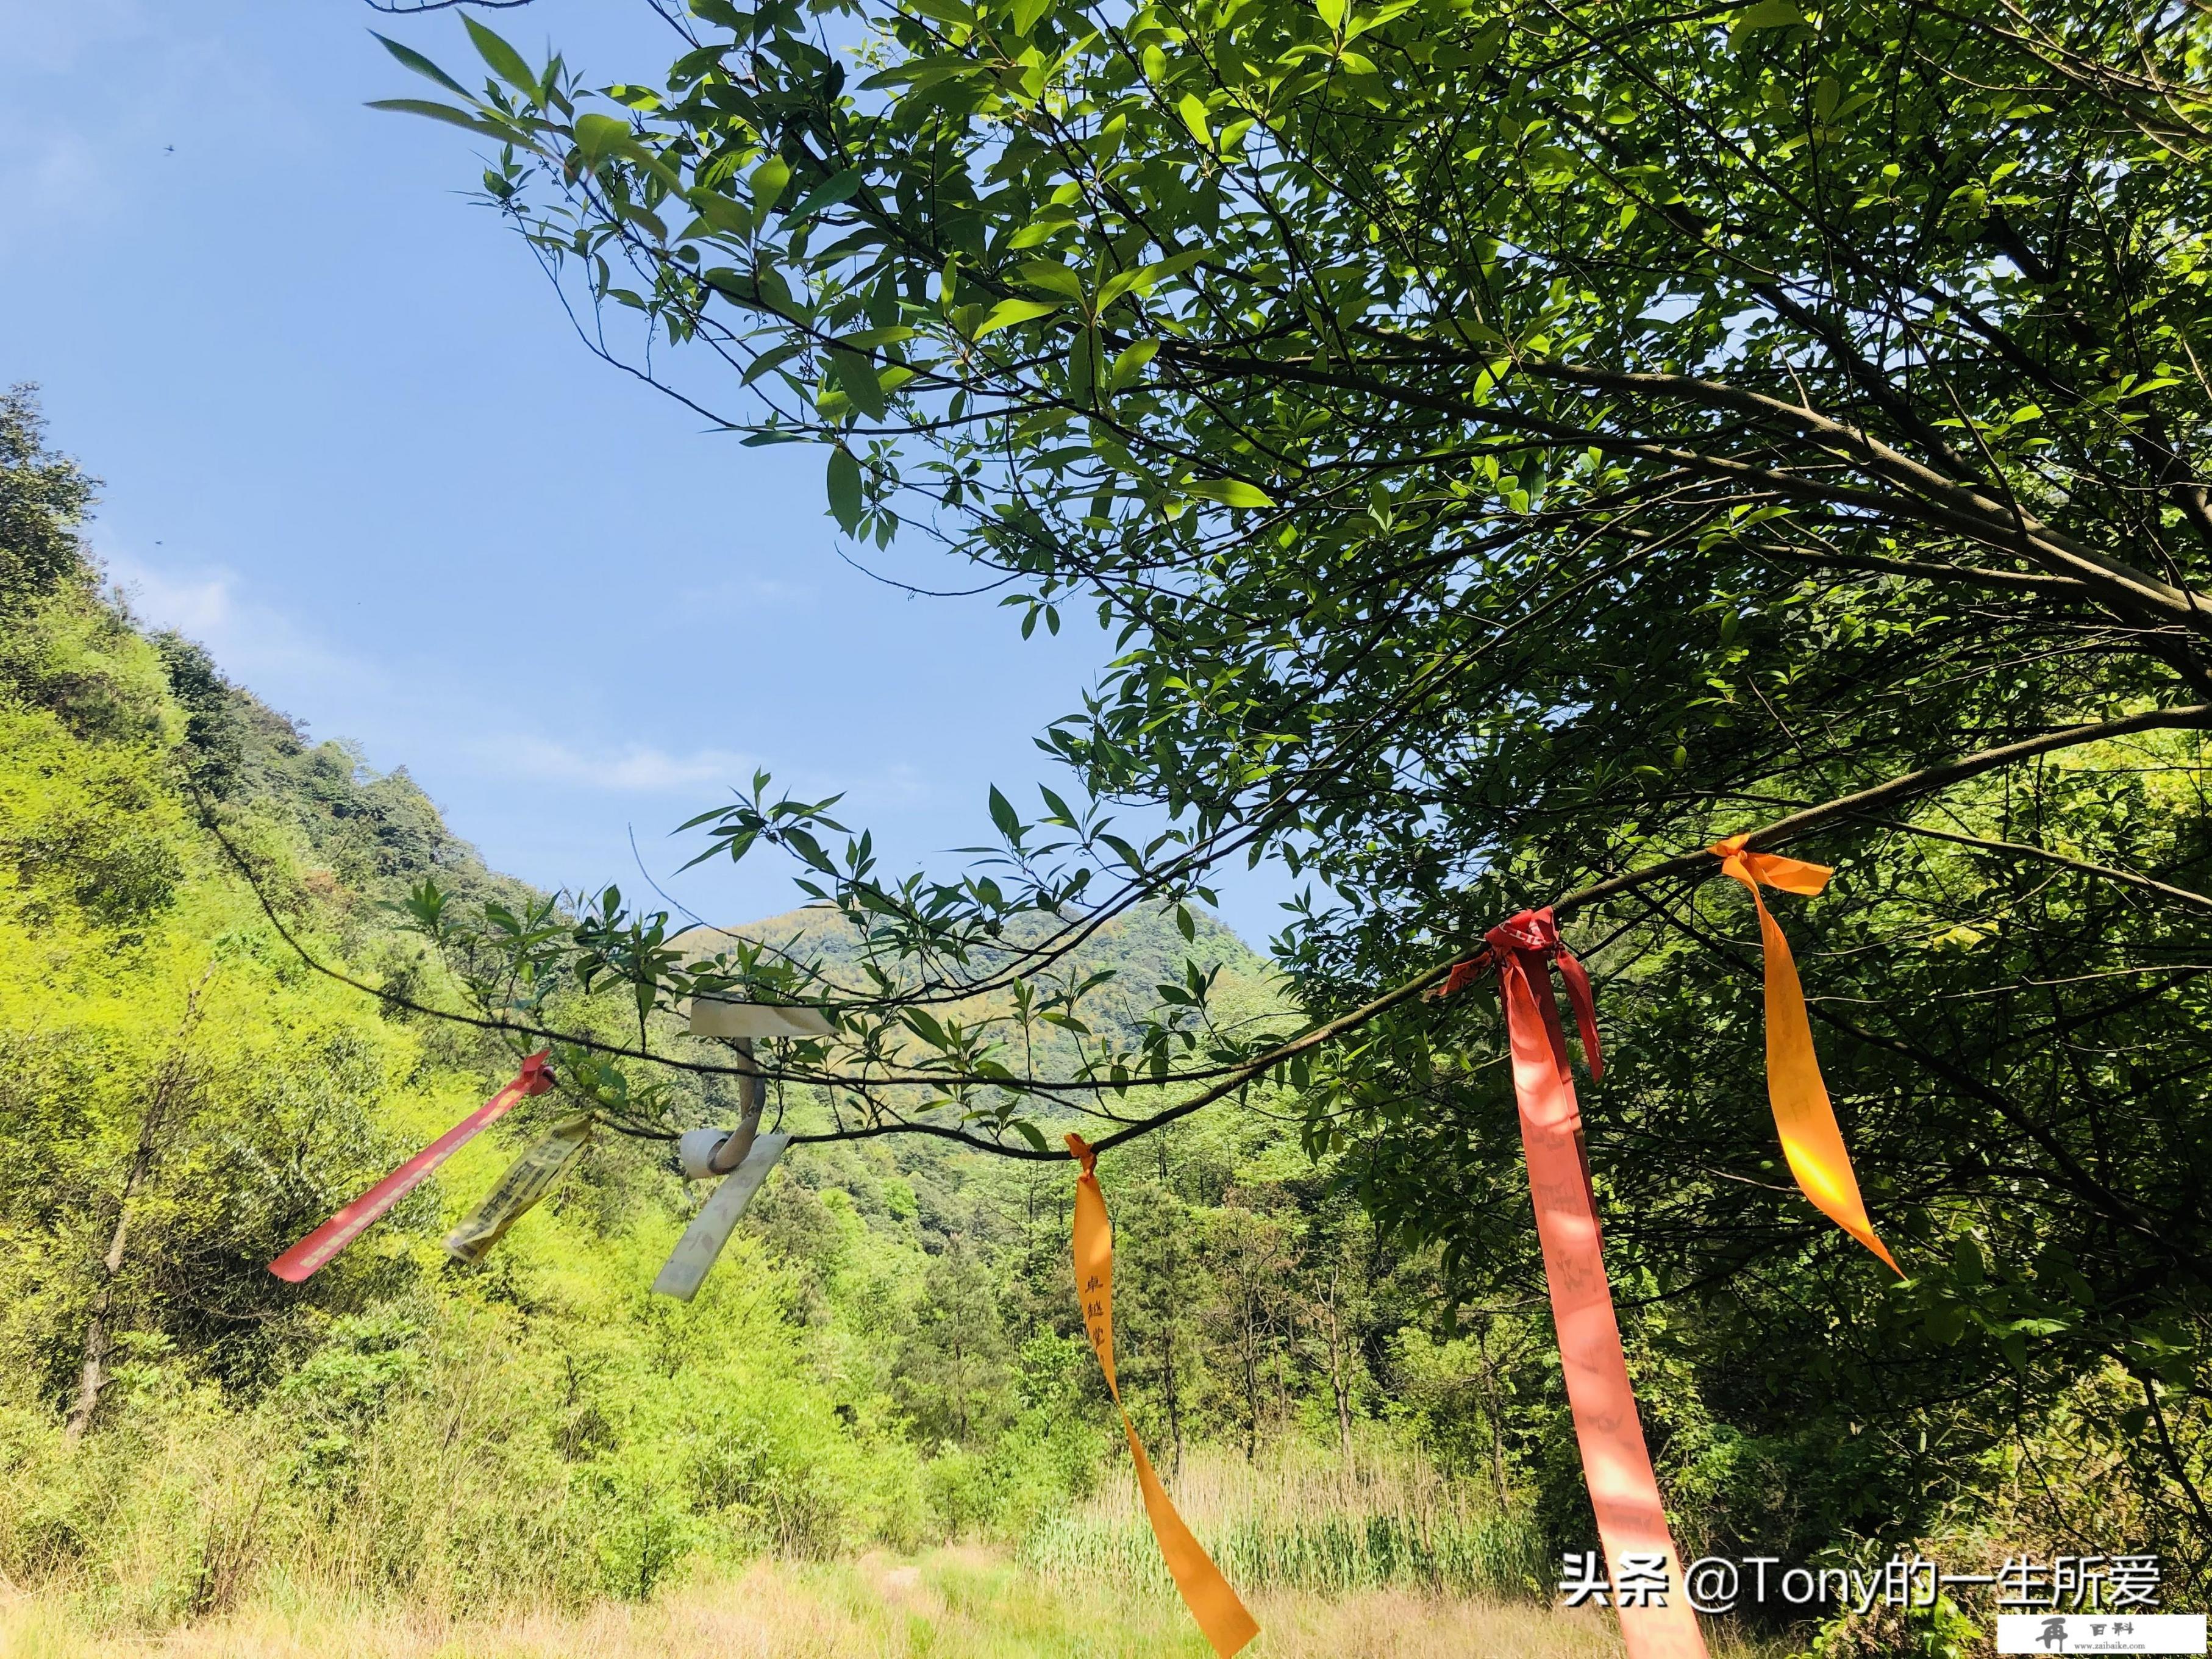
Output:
[
  {"left": 1467, "top": 910, "right": 1708, "bottom": 1659},
  {"left": 1710, "top": 837, "right": 1899, "bottom": 1274},
  {"left": 1066, "top": 1133, "right": 1258, "bottom": 1658}
]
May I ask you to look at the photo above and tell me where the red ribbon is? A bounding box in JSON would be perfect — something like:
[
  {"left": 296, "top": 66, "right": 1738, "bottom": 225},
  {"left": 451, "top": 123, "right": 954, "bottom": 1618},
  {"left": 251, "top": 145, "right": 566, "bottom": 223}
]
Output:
[
  {"left": 1440, "top": 911, "right": 1705, "bottom": 1659},
  {"left": 1469, "top": 906, "right": 1603, "bottom": 1083},
  {"left": 268, "top": 1052, "right": 555, "bottom": 1283}
]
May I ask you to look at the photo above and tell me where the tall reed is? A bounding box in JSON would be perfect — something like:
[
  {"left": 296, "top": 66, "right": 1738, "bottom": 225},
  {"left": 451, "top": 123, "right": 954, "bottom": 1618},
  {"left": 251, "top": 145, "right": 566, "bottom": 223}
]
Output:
[{"left": 1020, "top": 1443, "right": 1546, "bottom": 1599}]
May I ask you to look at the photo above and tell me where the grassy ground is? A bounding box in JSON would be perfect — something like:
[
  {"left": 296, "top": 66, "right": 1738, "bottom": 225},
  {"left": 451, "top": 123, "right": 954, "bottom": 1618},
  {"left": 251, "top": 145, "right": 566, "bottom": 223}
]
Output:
[{"left": 0, "top": 1547, "right": 1765, "bottom": 1658}]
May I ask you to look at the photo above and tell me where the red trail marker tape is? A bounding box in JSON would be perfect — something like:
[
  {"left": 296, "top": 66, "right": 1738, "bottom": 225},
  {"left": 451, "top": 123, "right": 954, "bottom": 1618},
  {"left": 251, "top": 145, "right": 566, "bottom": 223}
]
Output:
[
  {"left": 1440, "top": 910, "right": 1707, "bottom": 1659},
  {"left": 268, "top": 1051, "right": 554, "bottom": 1283}
]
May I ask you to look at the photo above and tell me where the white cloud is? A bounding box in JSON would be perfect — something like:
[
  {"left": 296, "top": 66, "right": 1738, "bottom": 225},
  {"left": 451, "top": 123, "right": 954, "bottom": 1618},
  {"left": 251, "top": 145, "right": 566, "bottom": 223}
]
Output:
[
  {"left": 855, "top": 760, "right": 931, "bottom": 808},
  {"left": 106, "top": 549, "right": 828, "bottom": 804},
  {"left": 109, "top": 556, "right": 234, "bottom": 637},
  {"left": 105, "top": 550, "right": 904, "bottom": 841},
  {"left": 104, "top": 549, "right": 388, "bottom": 704},
  {"left": 0, "top": 0, "right": 148, "bottom": 75},
  {"left": 487, "top": 736, "right": 764, "bottom": 795},
  {"left": 671, "top": 573, "right": 820, "bottom": 611}
]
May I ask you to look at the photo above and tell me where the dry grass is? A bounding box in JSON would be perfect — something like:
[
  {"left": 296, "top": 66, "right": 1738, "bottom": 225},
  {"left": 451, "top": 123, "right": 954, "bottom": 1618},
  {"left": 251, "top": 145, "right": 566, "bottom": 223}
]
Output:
[{"left": 0, "top": 1546, "right": 1756, "bottom": 1659}]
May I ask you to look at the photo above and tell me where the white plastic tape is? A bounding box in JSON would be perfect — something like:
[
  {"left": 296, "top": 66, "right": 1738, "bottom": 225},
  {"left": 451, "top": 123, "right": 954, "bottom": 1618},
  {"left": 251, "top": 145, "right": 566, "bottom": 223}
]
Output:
[
  {"left": 651, "top": 1133, "right": 790, "bottom": 1302},
  {"left": 677, "top": 1126, "right": 740, "bottom": 1180},
  {"left": 686, "top": 998, "right": 834, "bottom": 1040}
]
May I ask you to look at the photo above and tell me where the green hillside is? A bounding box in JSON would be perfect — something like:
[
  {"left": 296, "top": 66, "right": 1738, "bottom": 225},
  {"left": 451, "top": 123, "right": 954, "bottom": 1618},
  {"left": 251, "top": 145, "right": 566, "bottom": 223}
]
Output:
[
  {"left": 671, "top": 898, "right": 1284, "bottom": 1104},
  {"left": 0, "top": 393, "right": 1565, "bottom": 1641},
  {"left": 8, "top": 392, "right": 2159, "bottom": 1655},
  {"left": 684, "top": 896, "right": 1272, "bottom": 1016}
]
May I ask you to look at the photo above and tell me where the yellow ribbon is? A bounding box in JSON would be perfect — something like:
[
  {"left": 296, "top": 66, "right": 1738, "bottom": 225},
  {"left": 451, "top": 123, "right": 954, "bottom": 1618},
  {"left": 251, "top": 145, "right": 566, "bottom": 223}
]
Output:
[
  {"left": 1066, "top": 1134, "right": 1258, "bottom": 1658},
  {"left": 1710, "top": 838, "right": 1900, "bottom": 1274}
]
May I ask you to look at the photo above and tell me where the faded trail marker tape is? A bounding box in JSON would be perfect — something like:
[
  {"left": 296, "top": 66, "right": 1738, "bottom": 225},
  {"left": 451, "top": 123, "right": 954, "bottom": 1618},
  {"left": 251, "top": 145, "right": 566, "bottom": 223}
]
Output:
[{"left": 444, "top": 1113, "right": 593, "bottom": 1265}]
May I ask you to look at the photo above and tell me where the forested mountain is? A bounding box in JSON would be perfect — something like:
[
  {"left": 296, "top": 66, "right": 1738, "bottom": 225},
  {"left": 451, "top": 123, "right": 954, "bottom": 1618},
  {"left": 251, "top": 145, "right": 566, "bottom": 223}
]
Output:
[
  {"left": 1, "top": 386, "right": 2196, "bottom": 1653},
  {"left": 0, "top": 391, "right": 1533, "bottom": 1635},
  {"left": 670, "top": 898, "right": 1280, "bottom": 1107}
]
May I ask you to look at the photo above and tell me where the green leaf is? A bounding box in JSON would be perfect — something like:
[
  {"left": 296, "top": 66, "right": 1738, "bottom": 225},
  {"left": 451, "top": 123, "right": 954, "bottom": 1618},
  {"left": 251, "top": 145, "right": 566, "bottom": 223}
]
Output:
[
  {"left": 974, "top": 298, "right": 1065, "bottom": 340},
  {"left": 1096, "top": 254, "right": 1201, "bottom": 321},
  {"left": 830, "top": 349, "right": 888, "bottom": 420},
  {"left": 743, "top": 341, "right": 809, "bottom": 385},
  {"left": 1182, "top": 476, "right": 1274, "bottom": 509},
  {"left": 371, "top": 34, "right": 472, "bottom": 98},
  {"left": 838, "top": 327, "right": 918, "bottom": 349},
  {"left": 462, "top": 16, "right": 537, "bottom": 96},
  {"left": 683, "top": 191, "right": 754, "bottom": 238},
  {"left": 826, "top": 446, "right": 864, "bottom": 533},
  {"left": 1016, "top": 260, "right": 1087, "bottom": 302},
  {"left": 1728, "top": 0, "right": 1806, "bottom": 48},
  {"left": 1068, "top": 327, "right": 1097, "bottom": 403},
  {"left": 1010, "top": 1118, "right": 1050, "bottom": 1152},
  {"left": 752, "top": 154, "right": 793, "bottom": 213},
  {"left": 783, "top": 168, "right": 865, "bottom": 224},
  {"left": 1177, "top": 92, "right": 1213, "bottom": 149},
  {"left": 988, "top": 785, "right": 1022, "bottom": 841},
  {"left": 573, "top": 113, "right": 633, "bottom": 162},
  {"left": 1108, "top": 338, "right": 1159, "bottom": 391},
  {"left": 366, "top": 99, "right": 510, "bottom": 137},
  {"left": 1344, "top": 0, "right": 1419, "bottom": 39}
]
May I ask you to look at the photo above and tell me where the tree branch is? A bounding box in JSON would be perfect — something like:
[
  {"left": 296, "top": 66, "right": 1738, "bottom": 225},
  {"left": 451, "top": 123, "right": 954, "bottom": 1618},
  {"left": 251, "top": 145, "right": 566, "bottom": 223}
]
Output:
[
  {"left": 185, "top": 696, "right": 2212, "bottom": 1158},
  {"left": 1860, "top": 817, "right": 2212, "bottom": 914}
]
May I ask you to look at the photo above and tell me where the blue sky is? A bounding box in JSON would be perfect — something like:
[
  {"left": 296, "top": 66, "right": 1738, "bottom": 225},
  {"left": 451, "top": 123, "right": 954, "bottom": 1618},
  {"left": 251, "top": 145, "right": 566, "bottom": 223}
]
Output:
[{"left": 0, "top": 0, "right": 1293, "bottom": 944}]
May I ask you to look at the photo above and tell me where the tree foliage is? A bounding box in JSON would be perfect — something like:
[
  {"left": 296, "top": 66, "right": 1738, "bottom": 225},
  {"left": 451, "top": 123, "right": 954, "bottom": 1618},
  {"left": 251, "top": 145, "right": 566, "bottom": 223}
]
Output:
[
  {"left": 361, "top": 0, "right": 2212, "bottom": 1578},
  {"left": 0, "top": 385, "right": 95, "bottom": 614}
]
